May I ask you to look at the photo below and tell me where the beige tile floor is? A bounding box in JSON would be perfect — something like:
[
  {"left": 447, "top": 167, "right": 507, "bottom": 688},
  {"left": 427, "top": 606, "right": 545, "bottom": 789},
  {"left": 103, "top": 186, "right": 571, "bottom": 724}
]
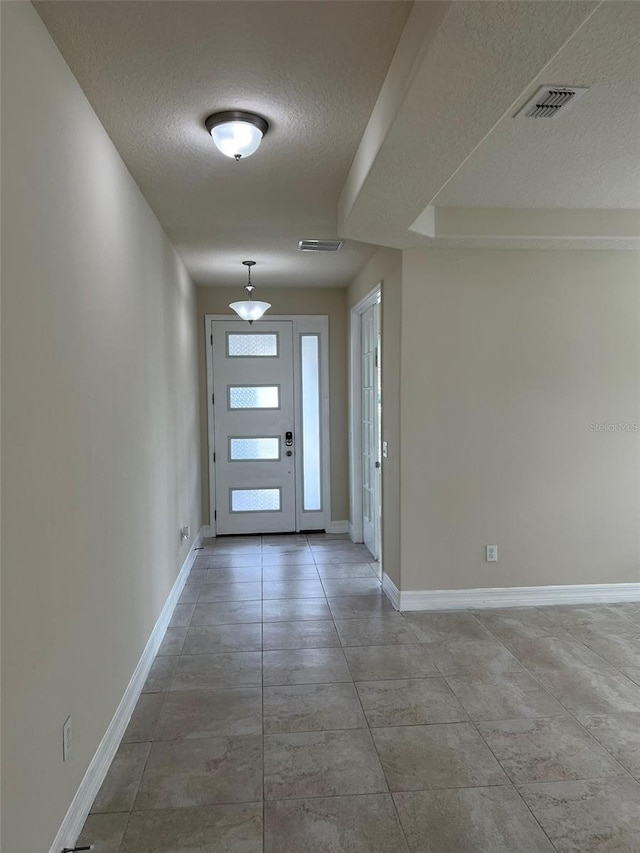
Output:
[{"left": 77, "top": 535, "right": 640, "bottom": 852}]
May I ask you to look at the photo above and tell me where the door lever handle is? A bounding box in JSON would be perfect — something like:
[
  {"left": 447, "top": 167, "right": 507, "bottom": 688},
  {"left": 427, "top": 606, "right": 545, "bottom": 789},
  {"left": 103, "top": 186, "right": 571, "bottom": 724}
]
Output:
[{"left": 285, "top": 431, "right": 293, "bottom": 447}]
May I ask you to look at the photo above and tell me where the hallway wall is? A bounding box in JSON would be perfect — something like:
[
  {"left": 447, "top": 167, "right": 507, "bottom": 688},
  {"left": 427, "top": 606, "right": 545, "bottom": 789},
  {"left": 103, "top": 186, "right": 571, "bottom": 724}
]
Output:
[
  {"left": 1, "top": 5, "right": 202, "bottom": 851},
  {"left": 196, "top": 286, "right": 349, "bottom": 525},
  {"left": 401, "top": 248, "right": 640, "bottom": 592}
]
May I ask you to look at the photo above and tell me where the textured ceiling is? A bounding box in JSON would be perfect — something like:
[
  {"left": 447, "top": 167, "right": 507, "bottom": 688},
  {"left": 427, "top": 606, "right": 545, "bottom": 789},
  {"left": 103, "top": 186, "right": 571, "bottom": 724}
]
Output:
[
  {"left": 338, "top": 0, "right": 600, "bottom": 247},
  {"left": 339, "top": 0, "right": 640, "bottom": 250},
  {"left": 434, "top": 1, "right": 640, "bottom": 210},
  {"left": 35, "top": 0, "right": 411, "bottom": 288},
  {"left": 36, "top": 0, "right": 640, "bottom": 265}
]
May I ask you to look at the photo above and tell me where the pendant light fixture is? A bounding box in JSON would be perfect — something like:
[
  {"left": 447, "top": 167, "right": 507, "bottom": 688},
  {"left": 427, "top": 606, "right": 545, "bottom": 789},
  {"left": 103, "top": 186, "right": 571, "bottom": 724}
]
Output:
[
  {"left": 229, "top": 261, "right": 271, "bottom": 324},
  {"left": 205, "top": 111, "right": 269, "bottom": 161}
]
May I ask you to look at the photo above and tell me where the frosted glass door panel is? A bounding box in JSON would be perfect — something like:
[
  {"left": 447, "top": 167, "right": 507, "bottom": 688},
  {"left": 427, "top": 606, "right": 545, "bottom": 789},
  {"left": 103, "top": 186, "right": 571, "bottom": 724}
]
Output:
[
  {"left": 227, "top": 333, "right": 278, "bottom": 357},
  {"left": 231, "top": 488, "right": 281, "bottom": 513},
  {"left": 229, "top": 437, "right": 280, "bottom": 461},
  {"left": 228, "top": 385, "right": 280, "bottom": 410},
  {"left": 301, "top": 335, "right": 322, "bottom": 511}
]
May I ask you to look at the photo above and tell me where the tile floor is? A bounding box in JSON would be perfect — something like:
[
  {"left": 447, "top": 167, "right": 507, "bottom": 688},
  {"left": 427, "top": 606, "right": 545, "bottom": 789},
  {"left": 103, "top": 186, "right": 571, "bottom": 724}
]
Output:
[{"left": 77, "top": 534, "right": 640, "bottom": 852}]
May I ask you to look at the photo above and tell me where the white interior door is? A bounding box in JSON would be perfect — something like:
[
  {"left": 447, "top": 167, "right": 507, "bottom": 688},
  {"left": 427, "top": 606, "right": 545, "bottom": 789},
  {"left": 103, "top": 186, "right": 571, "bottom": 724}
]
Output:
[
  {"left": 361, "top": 302, "right": 380, "bottom": 557},
  {"left": 212, "top": 320, "right": 296, "bottom": 534}
]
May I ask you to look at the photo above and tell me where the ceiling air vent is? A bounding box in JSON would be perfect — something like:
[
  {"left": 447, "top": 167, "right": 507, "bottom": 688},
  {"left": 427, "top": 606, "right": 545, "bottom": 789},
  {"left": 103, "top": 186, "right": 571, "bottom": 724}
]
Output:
[
  {"left": 298, "top": 239, "right": 344, "bottom": 252},
  {"left": 515, "top": 86, "right": 588, "bottom": 120}
]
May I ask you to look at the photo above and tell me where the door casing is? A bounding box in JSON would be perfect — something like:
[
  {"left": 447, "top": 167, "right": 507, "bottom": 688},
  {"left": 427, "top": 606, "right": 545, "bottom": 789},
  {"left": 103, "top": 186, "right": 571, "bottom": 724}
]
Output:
[
  {"left": 205, "top": 314, "right": 331, "bottom": 536},
  {"left": 349, "top": 286, "right": 382, "bottom": 561},
  {"left": 361, "top": 300, "right": 380, "bottom": 557}
]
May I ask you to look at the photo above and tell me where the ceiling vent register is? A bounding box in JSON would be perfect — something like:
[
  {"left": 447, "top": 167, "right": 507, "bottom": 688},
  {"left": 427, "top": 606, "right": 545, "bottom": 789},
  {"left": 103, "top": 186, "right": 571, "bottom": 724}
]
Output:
[
  {"left": 298, "top": 240, "right": 344, "bottom": 252},
  {"left": 515, "top": 86, "right": 588, "bottom": 120}
]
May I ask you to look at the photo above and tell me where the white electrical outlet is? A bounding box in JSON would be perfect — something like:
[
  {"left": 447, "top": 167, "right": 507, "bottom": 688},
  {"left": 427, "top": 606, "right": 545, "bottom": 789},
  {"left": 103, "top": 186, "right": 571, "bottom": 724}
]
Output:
[
  {"left": 62, "top": 715, "right": 72, "bottom": 761},
  {"left": 382, "top": 441, "right": 389, "bottom": 459},
  {"left": 180, "top": 525, "right": 191, "bottom": 542},
  {"left": 486, "top": 544, "right": 498, "bottom": 562}
]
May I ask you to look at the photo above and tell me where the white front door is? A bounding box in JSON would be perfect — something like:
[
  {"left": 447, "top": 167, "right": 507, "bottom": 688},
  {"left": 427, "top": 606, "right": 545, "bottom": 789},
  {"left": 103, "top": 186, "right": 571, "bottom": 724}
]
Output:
[
  {"left": 212, "top": 320, "right": 296, "bottom": 534},
  {"left": 361, "top": 302, "right": 381, "bottom": 557}
]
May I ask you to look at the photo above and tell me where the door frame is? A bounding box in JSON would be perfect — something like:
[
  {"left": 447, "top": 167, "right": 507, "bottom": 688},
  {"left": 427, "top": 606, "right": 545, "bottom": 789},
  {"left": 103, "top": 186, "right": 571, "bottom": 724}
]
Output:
[
  {"left": 349, "top": 286, "right": 382, "bottom": 553},
  {"left": 205, "top": 314, "right": 331, "bottom": 536}
]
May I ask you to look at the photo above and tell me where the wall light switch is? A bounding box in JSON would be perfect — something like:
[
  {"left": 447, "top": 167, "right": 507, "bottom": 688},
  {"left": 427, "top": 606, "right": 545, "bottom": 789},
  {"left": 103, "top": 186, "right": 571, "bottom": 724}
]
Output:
[
  {"left": 486, "top": 544, "right": 498, "bottom": 562},
  {"left": 382, "top": 441, "right": 388, "bottom": 459}
]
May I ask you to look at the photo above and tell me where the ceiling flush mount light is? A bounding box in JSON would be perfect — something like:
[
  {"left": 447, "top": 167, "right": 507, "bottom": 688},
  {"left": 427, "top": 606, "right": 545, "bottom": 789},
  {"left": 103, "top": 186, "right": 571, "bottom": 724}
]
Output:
[
  {"left": 230, "top": 261, "right": 271, "bottom": 324},
  {"left": 205, "top": 110, "right": 269, "bottom": 161}
]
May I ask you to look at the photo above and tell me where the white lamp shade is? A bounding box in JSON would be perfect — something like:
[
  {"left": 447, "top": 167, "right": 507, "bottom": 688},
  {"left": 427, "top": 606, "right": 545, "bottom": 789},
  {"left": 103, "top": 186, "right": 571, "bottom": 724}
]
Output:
[
  {"left": 229, "top": 300, "right": 271, "bottom": 322},
  {"left": 211, "top": 121, "right": 264, "bottom": 159}
]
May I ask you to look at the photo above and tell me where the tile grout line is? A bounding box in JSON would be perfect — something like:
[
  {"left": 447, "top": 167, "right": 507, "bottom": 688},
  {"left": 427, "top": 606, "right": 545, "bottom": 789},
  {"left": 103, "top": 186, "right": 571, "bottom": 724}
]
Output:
[
  {"left": 473, "top": 613, "right": 636, "bottom": 780},
  {"left": 442, "top": 616, "right": 559, "bottom": 851},
  {"left": 462, "top": 611, "right": 634, "bottom": 850},
  {"left": 112, "top": 609, "right": 194, "bottom": 849},
  {"left": 100, "top": 542, "right": 639, "bottom": 849},
  {"left": 323, "top": 545, "right": 412, "bottom": 842},
  {"left": 325, "top": 542, "right": 414, "bottom": 841},
  {"left": 348, "top": 632, "right": 412, "bottom": 851}
]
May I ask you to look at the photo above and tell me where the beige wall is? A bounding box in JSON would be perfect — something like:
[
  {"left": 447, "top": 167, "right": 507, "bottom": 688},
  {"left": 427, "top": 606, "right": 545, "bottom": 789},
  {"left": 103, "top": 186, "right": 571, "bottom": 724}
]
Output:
[
  {"left": 401, "top": 248, "right": 640, "bottom": 591},
  {"left": 1, "top": 5, "right": 201, "bottom": 851},
  {"left": 347, "top": 248, "right": 402, "bottom": 585},
  {"left": 196, "top": 287, "right": 349, "bottom": 524}
]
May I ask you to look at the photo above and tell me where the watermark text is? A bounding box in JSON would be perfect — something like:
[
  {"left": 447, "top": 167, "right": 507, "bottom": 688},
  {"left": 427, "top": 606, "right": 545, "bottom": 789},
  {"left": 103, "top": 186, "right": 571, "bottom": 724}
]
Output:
[{"left": 589, "top": 421, "right": 638, "bottom": 433}]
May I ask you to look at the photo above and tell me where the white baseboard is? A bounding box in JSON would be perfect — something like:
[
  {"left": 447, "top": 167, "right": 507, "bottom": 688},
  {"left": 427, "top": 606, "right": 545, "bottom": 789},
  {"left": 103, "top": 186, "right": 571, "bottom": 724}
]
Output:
[
  {"left": 382, "top": 572, "right": 400, "bottom": 610},
  {"left": 399, "top": 582, "right": 640, "bottom": 612},
  {"left": 326, "top": 520, "right": 349, "bottom": 534},
  {"left": 206, "top": 521, "right": 348, "bottom": 537},
  {"left": 49, "top": 527, "right": 204, "bottom": 853}
]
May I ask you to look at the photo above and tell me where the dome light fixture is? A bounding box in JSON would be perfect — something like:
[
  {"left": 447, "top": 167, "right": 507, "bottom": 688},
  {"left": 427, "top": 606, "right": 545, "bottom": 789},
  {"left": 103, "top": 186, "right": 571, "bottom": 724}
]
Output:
[
  {"left": 230, "top": 261, "right": 271, "bottom": 324},
  {"left": 205, "top": 110, "right": 269, "bottom": 161}
]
